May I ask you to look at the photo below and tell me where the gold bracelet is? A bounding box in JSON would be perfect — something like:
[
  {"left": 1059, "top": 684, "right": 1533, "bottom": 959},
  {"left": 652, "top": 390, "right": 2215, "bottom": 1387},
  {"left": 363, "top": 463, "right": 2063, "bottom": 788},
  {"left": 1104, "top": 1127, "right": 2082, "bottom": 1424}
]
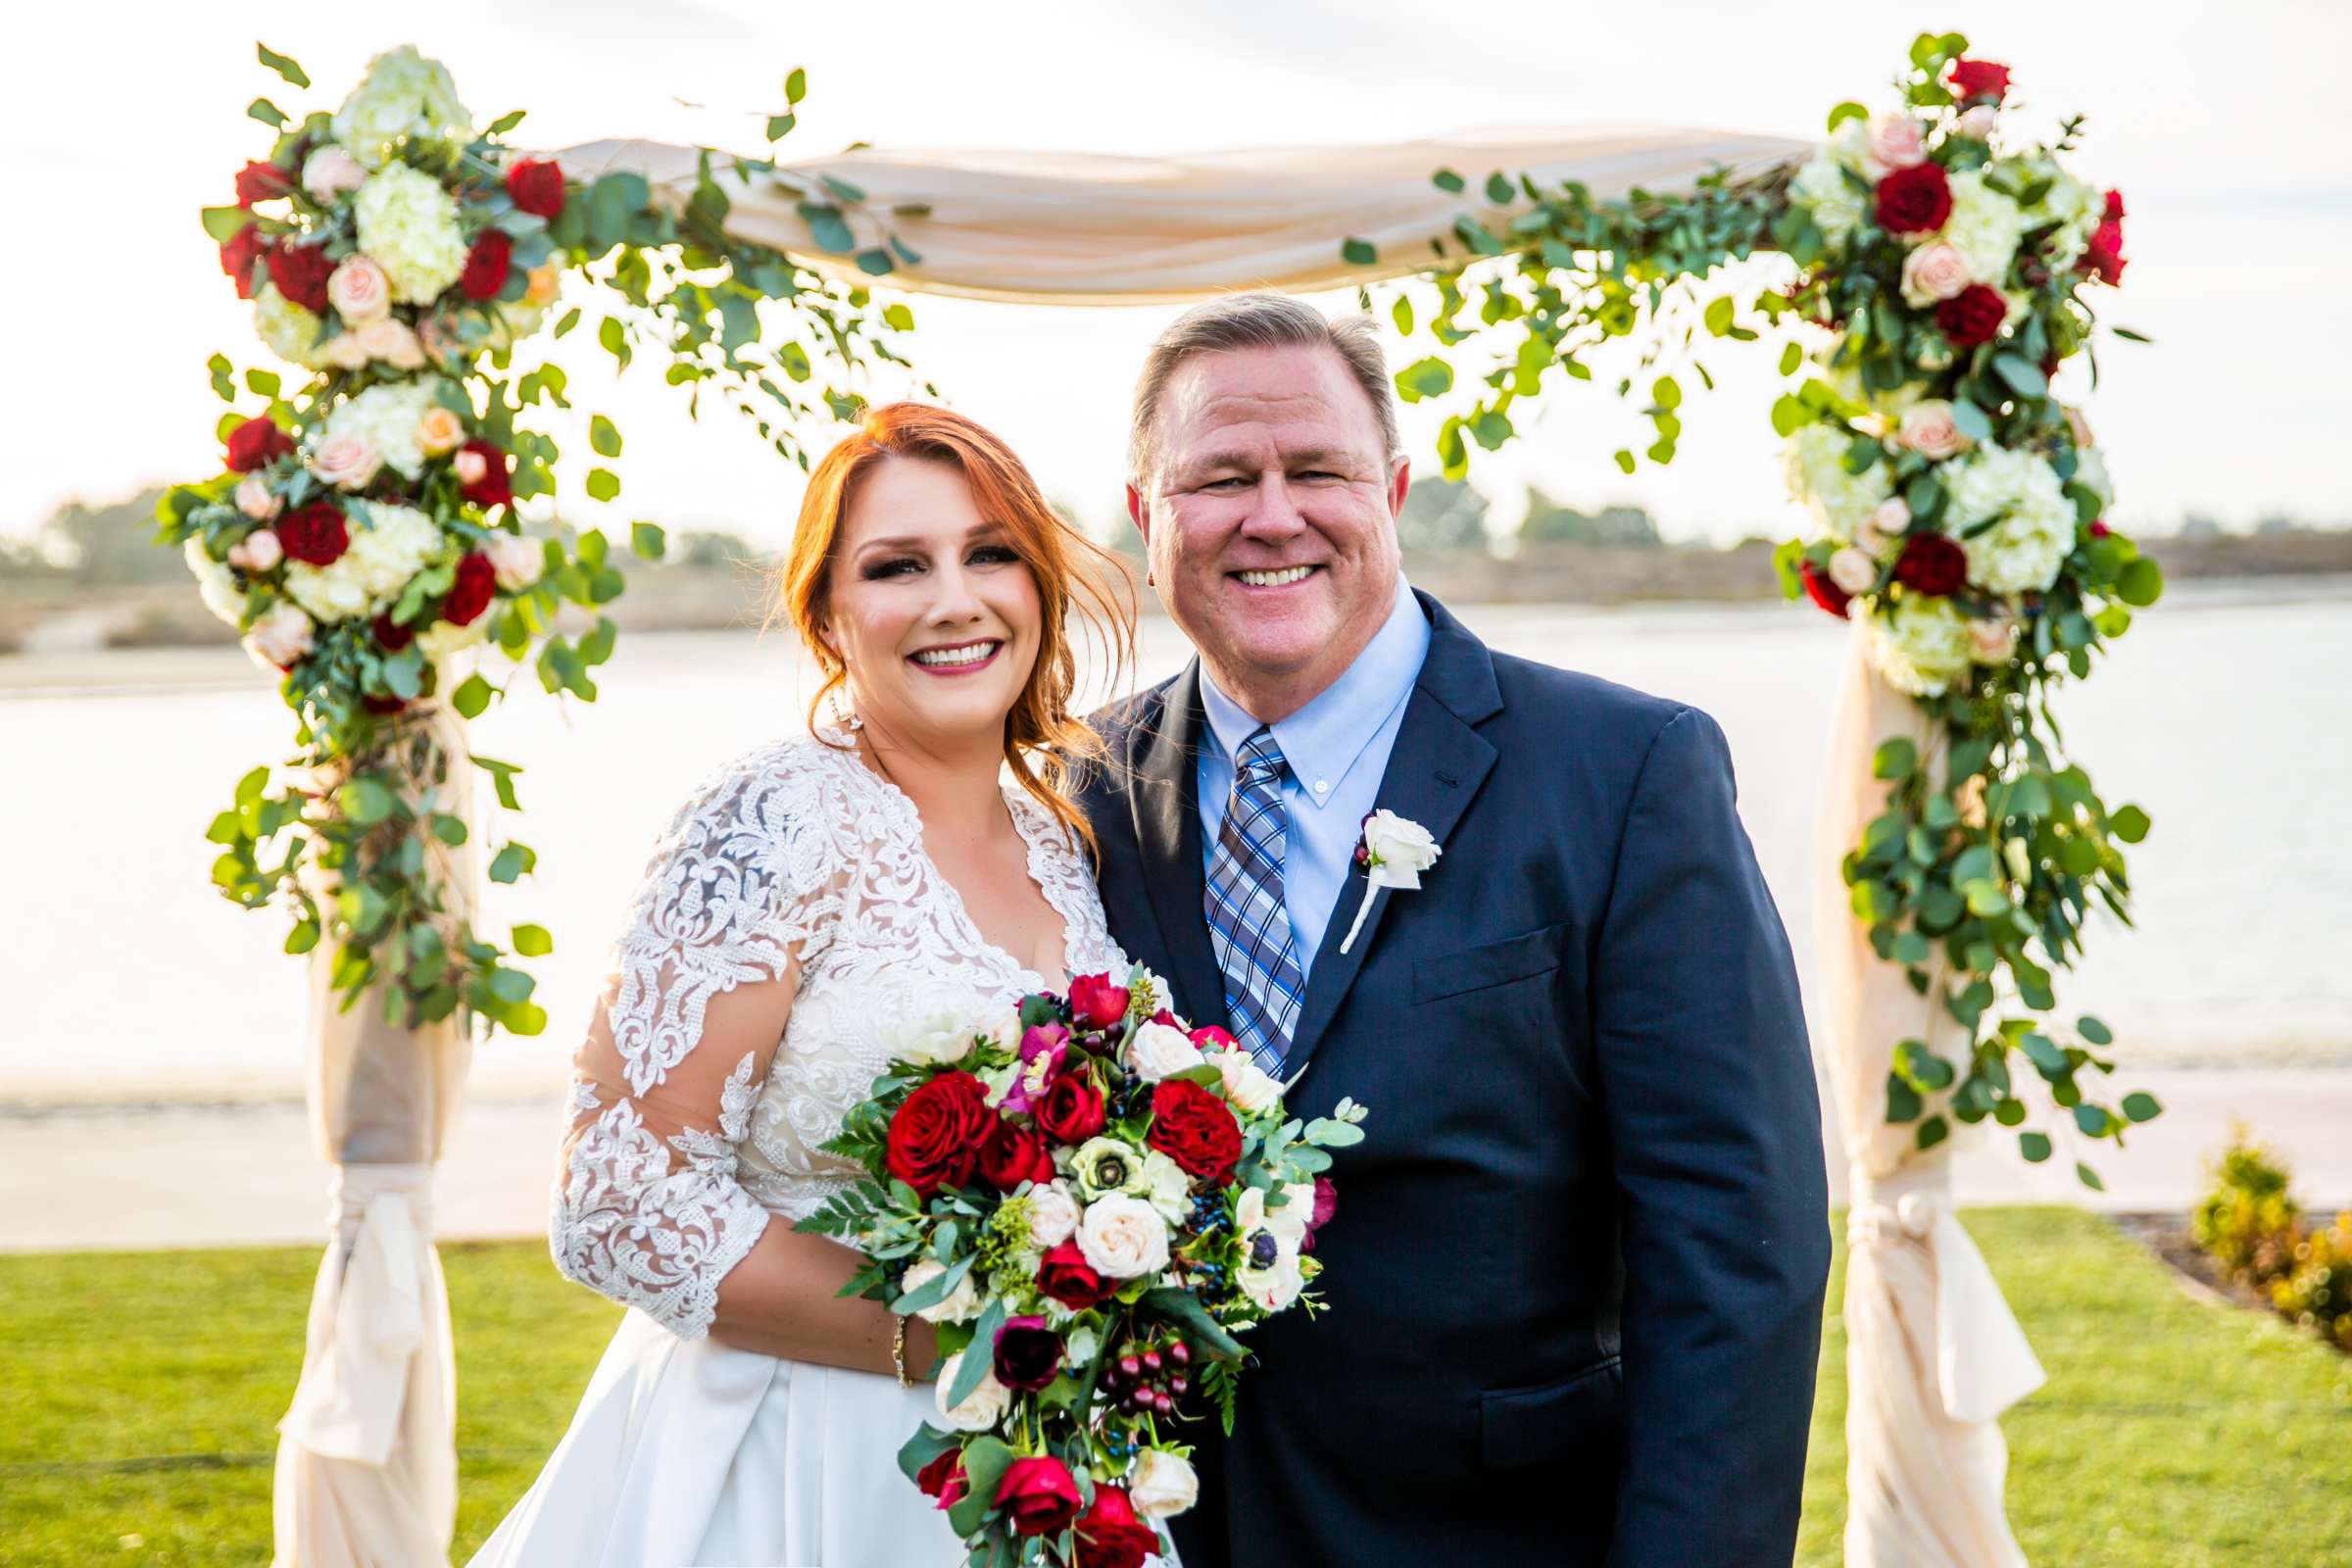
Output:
[{"left": 892, "top": 1314, "right": 911, "bottom": 1388}]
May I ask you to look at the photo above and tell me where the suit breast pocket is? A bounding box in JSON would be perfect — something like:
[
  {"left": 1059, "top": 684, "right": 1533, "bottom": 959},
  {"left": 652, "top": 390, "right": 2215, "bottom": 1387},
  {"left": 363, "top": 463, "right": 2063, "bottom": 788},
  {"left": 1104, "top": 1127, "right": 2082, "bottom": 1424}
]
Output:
[{"left": 1410, "top": 921, "right": 1571, "bottom": 1006}]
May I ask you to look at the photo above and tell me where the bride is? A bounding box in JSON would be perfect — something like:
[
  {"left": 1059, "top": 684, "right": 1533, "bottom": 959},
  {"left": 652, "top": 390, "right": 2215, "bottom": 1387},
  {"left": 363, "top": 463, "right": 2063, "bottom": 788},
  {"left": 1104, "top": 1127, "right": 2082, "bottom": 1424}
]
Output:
[{"left": 471, "top": 403, "right": 1135, "bottom": 1566}]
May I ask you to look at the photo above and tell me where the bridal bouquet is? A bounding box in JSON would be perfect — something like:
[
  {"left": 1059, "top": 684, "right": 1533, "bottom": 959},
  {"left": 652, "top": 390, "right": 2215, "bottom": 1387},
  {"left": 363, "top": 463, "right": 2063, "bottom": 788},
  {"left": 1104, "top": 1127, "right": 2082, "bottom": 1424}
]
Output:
[{"left": 798, "top": 965, "right": 1364, "bottom": 1567}]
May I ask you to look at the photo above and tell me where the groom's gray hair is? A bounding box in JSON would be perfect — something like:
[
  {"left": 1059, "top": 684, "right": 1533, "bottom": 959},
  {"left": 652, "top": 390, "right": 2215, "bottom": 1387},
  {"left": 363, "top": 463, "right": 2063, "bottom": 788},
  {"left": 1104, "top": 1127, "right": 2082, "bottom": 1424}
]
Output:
[{"left": 1127, "top": 293, "right": 1401, "bottom": 486}]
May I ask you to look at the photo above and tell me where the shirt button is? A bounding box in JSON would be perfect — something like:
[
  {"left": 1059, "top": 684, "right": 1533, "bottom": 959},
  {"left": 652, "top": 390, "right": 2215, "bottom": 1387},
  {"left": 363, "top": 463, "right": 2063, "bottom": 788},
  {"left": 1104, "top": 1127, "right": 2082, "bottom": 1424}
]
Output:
[{"left": 1312, "top": 779, "right": 1329, "bottom": 795}]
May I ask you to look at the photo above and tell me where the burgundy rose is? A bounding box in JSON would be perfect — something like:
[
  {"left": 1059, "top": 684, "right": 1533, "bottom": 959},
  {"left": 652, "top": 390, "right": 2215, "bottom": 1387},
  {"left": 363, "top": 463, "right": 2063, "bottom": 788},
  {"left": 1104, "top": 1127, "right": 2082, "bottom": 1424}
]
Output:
[
  {"left": 372, "top": 612, "right": 416, "bottom": 651},
  {"left": 362, "top": 693, "right": 410, "bottom": 714},
  {"left": 995, "top": 1455, "right": 1082, "bottom": 1539},
  {"left": 1300, "top": 1174, "right": 1339, "bottom": 1253},
  {"left": 275, "top": 502, "right": 350, "bottom": 566},
  {"left": 1068, "top": 972, "right": 1131, "bottom": 1030},
  {"left": 235, "top": 160, "right": 294, "bottom": 207},
  {"left": 1036, "top": 1240, "right": 1113, "bottom": 1309},
  {"left": 505, "top": 157, "right": 567, "bottom": 219},
  {"left": 220, "top": 222, "right": 267, "bottom": 299},
  {"left": 978, "top": 1119, "right": 1054, "bottom": 1190},
  {"left": 461, "top": 228, "right": 514, "bottom": 302},
  {"left": 456, "top": 440, "right": 514, "bottom": 510},
  {"left": 224, "top": 416, "right": 294, "bottom": 473},
  {"left": 1894, "top": 533, "right": 1968, "bottom": 597},
  {"left": 1035, "top": 1070, "right": 1107, "bottom": 1146},
  {"left": 1935, "top": 284, "right": 2007, "bottom": 349},
  {"left": 992, "top": 1314, "right": 1063, "bottom": 1392},
  {"left": 442, "top": 553, "right": 497, "bottom": 626},
  {"left": 1946, "top": 58, "right": 2013, "bottom": 103},
  {"left": 1874, "top": 163, "right": 1953, "bottom": 235},
  {"left": 884, "top": 1071, "right": 995, "bottom": 1198},
  {"left": 1074, "top": 1485, "right": 1160, "bottom": 1568},
  {"left": 915, "top": 1448, "right": 967, "bottom": 1511},
  {"left": 269, "top": 238, "right": 333, "bottom": 315},
  {"left": 1798, "top": 559, "right": 1852, "bottom": 620},
  {"left": 1147, "top": 1078, "right": 1243, "bottom": 1183}
]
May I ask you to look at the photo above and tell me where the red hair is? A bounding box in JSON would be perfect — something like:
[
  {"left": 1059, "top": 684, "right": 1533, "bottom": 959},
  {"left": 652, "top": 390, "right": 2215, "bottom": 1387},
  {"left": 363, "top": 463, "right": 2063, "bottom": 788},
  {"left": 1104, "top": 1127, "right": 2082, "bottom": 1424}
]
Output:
[{"left": 772, "top": 403, "right": 1133, "bottom": 854}]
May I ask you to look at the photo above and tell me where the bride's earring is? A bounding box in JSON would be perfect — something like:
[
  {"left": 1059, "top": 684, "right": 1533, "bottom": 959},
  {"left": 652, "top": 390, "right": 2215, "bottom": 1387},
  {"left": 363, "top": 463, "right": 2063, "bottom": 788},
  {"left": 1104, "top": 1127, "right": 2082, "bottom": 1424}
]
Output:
[{"left": 829, "top": 685, "right": 863, "bottom": 732}]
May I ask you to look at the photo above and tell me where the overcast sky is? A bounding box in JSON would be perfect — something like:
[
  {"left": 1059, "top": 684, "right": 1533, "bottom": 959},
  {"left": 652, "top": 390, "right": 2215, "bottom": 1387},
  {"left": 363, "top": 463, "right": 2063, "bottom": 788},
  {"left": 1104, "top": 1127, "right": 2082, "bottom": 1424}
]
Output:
[{"left": 4, "top": 0, "right": 2342, "bottom": 548}]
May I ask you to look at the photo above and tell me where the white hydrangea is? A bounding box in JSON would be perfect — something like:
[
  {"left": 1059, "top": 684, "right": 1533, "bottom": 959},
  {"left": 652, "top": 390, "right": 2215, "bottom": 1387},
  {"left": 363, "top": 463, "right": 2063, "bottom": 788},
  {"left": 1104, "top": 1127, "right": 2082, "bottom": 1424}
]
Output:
[
  {"left": 416, "top": 615, "right": 488, "bottom": 664},
  {"left": 331, "top": 46, "right": 471, "bottom": 170},
  {"left": 1785, "top": 422, "right": 1893, "bottom": 541},
  {"left": 1789, "top": 148, "right": 1865, "bottom": 247},
  {"left": 253, "top": 282, "right": 329, "bottom": 369},
  {"left": 2023, "top": 166, "right": 2103, "bottom": 272},
  {"left": 1944, "top": 445, "right": 2076, "bottom": 594},
  {"left": 353, "top": 164, "right": 467, "bottom": 305},
  {"left": 1936, "top": 170, "right": 2028, "bottom": 287},
  {"left": 1868, "top": 594, "right": 1975, "bottom": 697},
  {"left": 283, "top": 500, "right": 443, "bottom": 623},
  {"left": 184, "top": 537, "right": 247, "bottom": 626},
  {"left": 320, "top": 380, "right": 446, "bottom": 480}
]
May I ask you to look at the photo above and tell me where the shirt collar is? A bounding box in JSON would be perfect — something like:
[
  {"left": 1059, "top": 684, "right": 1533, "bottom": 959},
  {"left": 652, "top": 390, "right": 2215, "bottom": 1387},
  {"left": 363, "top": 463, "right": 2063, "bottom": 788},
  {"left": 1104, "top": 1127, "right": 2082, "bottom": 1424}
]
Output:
[{"left": 1200, "top": 574, "right": 1430, "bottom": 810}]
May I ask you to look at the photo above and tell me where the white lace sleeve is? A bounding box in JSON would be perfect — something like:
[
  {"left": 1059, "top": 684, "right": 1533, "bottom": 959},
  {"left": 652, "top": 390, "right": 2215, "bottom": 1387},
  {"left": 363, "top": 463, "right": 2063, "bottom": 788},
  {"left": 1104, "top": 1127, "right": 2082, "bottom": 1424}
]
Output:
[{"left": 549, "top": 745, "right": 842, "bottom": 1339}]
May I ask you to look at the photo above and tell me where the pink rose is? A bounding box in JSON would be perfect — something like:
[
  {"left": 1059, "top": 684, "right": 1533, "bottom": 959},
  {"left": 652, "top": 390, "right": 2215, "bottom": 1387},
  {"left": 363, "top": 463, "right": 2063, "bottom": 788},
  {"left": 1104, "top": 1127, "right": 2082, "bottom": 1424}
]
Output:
[
  {"left": 416, "top": 406, "right": 466, "bottom": 458},
  {"left": 1952, "top": 105, "right": 2000, "bottom": 142},
  {"left": 241, "top": 602, "right": 315, "bottom": 671},
  {"left": 485, "top": 530, "right": 546, "bottom": 591},
  {"left": 323, "top": 333, "right": 371, "bottom": 370},
  {"left": 1862, "top": 497, "right": 1910, "bottom": 558},
  {"left": 1899, "top": 243, "right": 1974, "bottom": 308},
  {"left": 453, "top": 447, "right": 488, "bottom": 486},
  {"left": 1866, "top": 114, "right": 1929, "bottom": 172},
  {"left": 235, "top": 474, "right": 282, "bottom": 522},
  {"left": 302, "top": 146, "right": 367, "bottom": 201},
  {"left": 227, "top": 529, "right": 283, "bottom": 572},
  {"left": 311, "top": 432, "right": 382, "bottom": 490},
  {"left": 1827, "top": 546, "right": 1880, "bottom": 597},
  {"left": 328, "top": 256, "right": 392, "bottom": 324},
  {"left": 1968, "top": 614, "right": 2019, "bottom": 663},
  {"left": 1896, "top": 401, "right": 1971, "bottom": 462},
  {"left": 355, "top": 318, "right": 425, "bottom": 369}
]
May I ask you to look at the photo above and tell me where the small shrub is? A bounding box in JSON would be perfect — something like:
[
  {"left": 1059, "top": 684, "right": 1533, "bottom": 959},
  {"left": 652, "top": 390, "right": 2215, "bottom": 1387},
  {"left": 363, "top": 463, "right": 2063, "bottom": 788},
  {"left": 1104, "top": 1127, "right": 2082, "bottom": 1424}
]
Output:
[
  {"left": 2272, "top": 1211, "right": 2352, "bottom": 1353},
  {"left": 2193, "top": 1126, "right": 2352, "bottom": 1352}
]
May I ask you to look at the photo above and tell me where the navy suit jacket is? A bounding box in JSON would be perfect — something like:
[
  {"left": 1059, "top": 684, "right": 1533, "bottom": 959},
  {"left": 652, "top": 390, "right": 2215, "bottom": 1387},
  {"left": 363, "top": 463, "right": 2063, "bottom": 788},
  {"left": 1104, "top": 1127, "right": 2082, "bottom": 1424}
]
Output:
[{"left": 1080, "top": 594, "right": 1831, "bottom": 1567}]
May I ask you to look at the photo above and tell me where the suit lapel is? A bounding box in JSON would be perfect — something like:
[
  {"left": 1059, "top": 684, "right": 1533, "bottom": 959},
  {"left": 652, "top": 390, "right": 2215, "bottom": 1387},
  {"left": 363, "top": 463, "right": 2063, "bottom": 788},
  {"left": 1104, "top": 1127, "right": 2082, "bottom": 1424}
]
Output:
[
  {"left": 1127, "top": 663, "right": 1230, "bottom": 1032},
  {"left": 1281, "top": 595, "right": 1502, "bottom": 1079}
]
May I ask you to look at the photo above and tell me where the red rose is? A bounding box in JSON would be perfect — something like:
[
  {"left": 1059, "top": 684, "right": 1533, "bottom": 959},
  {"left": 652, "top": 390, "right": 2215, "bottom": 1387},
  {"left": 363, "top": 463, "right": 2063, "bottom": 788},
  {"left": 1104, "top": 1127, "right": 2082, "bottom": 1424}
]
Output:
[
  {"left": 884, "top": 1072, "right": 995, "bottom": 1197},
  {"left": 1068, "top": 972, "right": 1131, "bottom": 1030},
  {"left": 1874, "top": 163, "right": 1952, "bottom": 235},
  {"left": 1798, "top": 559, "right": 1851, "bottom": 620},
  {"left": 2081, "top": 195, "right": 2127, "bottom": 286},
  {"left": 1074, "top": 1485, "right": 1161, "bottom": 1568},
  {"left": 224, "top": 416, "right": 294, "bottom": 473},
  {"left": 915, "top": 1448, "right": 967, "bottom": 1510},
  {"left": 2089, "top": 519, "right": 2113, "bottom": 539},
  {"left": 1036, "top": 1240, "right": 1113, "bottom": 1309},
  {"left": 373, "top": 612, "right": 416, "bottom": 651},
  {"left": 1035, "top": 1071, "right": 1107, "bottom": 1146},
  {"left": 1935, "top": 284, "right": 2007, "bottom": 349},
  {"left": 235, "top": 160, "right": 293, "bottom": 207},
  {"left": 276, "top": 502, "right": 350, "bottom": 566},
  {"left": 978, "top": 1119, "right": 1054, "bottom": 1190},
  {"left": 220, "top": 223, "right": 267, "bottom": 300},
  {"left": 1188, "top": 1024, "right": 1238, "bottom": 1054},
  {"left": 461, "top": 229, "right": 514, "bottom": 302},
  {"left": 457, "top": 440, "right": 514, "bottom": 509},
  {"left": 270, "top": 238, "right": 333, "bottom": 315},
  {"left": 362, "top": 693, "right": 410, "bottom": 714},
  {"left": 995, "top": 1455, "right": 1082, "bottom": 1539},
  {"left": 506, "top": 157, "right": 566, "bottom": 219},
  {"left": 992, "top": 1314, "right": 1063, "bottom": 1392},
  {"left": 443, "top": 553, "right": 497, "bottom": 627},
  {"left": 1147, "top": 1078, "right": 1243, "bottom": 1183},
  {"left": 1894, "top": 533, "right": 1968, "bottom": 597},
  {"left": 1946, "top": 58, "right": 2012, "bottom": 103}
]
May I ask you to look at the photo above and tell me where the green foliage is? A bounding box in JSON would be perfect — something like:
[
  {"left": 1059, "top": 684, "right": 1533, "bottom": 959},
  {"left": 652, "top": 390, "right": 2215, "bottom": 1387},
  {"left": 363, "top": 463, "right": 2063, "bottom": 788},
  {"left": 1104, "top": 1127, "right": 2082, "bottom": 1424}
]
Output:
[
  {"left": 1394, "top": 474, "right": 1491, "bottom": 555},
  {"left": 1516, "top": 488, "right": 1661, "bottom": 549}
]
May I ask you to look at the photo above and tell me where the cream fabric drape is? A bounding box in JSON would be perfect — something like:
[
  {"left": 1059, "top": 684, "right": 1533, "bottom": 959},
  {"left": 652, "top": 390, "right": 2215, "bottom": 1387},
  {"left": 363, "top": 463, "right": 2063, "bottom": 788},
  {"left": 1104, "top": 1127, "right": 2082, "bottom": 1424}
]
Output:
[
  {"left": 273, "top": 705, "right": 477, "bottom": 1568},
  {"left": 1816, "top": 625, "right": 2046, "bottom": 1566},
  {"left": 553, "top": 125, "right": 1807, "bottom": 305}
]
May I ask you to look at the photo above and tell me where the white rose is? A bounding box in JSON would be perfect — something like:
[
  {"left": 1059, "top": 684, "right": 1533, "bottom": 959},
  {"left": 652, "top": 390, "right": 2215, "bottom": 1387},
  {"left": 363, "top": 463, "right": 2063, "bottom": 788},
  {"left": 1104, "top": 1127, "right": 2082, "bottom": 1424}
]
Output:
[
  {"left": 1129, "top": 1448, "right": 1200, "bottom": 1520},
  {"left": 1025, "top": 1181, "right": 1081, "bottom": 1250},
  {"left": 1867, "top": 595, "right": 1974, "bottom": 698},
  {"left": 227, "top": 529, "right": 282, "bottom": 572},
  {"left": 310, "top": 432, "right": 382, "bottom": 491},
  {"left": 1952, "top": 105, "right": 2000, "bottom": 142},
  {"left": 483, "top": 530, "right": 546, "bottom": 592},
  {"left": 1861, "top": 498, "right": 1910, "bottom": 560},
  {"left": 896, "top": 1012, "right": 979, "bottom": 1068},
  {"left": 234, "top": 475, "right": 281, "bottom": 523},
  {"left": 301, "top": 145, "right": 368, "bottom": 201},
  {"left": 240, "top": 601, "right": 315, "bottom": 671},
  {"left": 1827, "top": 546, "right": 1880, "bottom": 597},
  {"left": 1208, "top": 1047, "right": 1281, "bottom": 1116},
  {"left": 1866, "top": 114, "right": 1929, "bottom": 172},
  {"left": 1076, "top": 1194, "right": 1171, "bottom": 1281},
  {"left": 900, "top": 1258, "right": 982, "bottom": 1325},
  {"left": 1896, "top": 401, "right": 1972, "bottom": 463},
  {"left": 1899, "top": 242, "right": 1974, "bottom": 307},
  {"left": 1363, "top": 808, "right": 1441, "bottom": 875},
  {"left": 356, "top": 318, "right": 426, "bottom": 370},
  {"left": 1126, "top": 1019, "right": 1201, "bottom": 1084},
  {"left": 1137, "top": 1151, "right": 1193, "bottom": 1226},
  {"left": 332, "top": 45, "right": 471, "bottom": 169},
  {"left": 352, "top": 163, "right": 467, "bottom": 305},
  {"left": 933, "top": 1352, "right": 1012, "bottom": 1433},
  {"left": 183, "top": 537, "right": 246, "bottom": 626},
  {"left": 1968, "top": 613, "right": 2020, "bottom": 664},
  {"left": 328, "top": 255, "right": 392, "bottom": 324}
]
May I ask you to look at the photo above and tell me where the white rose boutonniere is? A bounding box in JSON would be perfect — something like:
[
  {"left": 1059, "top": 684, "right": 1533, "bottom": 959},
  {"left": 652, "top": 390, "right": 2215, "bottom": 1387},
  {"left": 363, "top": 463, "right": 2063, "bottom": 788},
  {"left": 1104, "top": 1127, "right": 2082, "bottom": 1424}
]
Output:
[{"left": 1338, "top": 808, "right": 1443, "bottom": 956}]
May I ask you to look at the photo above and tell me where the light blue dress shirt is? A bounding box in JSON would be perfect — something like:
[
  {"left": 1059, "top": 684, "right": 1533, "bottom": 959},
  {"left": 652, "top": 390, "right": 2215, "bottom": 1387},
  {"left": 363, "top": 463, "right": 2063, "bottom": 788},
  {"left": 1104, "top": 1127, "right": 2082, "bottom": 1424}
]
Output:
[{"left": 1197, "top": 575, "right": 1432, "bottom": 979}]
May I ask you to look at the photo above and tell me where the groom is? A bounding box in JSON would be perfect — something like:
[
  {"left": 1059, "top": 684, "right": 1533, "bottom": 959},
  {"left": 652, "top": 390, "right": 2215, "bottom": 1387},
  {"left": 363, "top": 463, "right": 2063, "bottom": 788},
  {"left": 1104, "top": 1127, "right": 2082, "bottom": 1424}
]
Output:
[{"left": 1081, "top": 295, "right": 1831, "bottom": 1566}]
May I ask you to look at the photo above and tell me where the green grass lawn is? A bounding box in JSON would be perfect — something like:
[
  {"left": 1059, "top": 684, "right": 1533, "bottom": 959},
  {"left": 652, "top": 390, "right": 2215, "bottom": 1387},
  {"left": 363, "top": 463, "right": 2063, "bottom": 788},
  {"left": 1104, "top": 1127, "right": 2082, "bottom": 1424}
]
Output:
[{"left": 3, "top": 1208, "right": 2347, "bottom": 1565}]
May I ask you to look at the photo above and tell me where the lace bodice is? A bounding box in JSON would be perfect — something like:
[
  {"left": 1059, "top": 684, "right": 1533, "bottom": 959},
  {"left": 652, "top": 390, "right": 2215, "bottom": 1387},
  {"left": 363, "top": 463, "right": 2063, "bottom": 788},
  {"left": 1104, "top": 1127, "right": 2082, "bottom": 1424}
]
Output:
[{"left": 548, "top": 728, "right": 1124, "bottom": 1338}]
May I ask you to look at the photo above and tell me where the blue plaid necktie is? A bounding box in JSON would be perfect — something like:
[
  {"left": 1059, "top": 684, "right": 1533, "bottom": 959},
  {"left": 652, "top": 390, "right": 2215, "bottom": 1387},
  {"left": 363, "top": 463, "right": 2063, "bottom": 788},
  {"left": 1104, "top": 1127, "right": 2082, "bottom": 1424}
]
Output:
[{"left": 1204, "top": 727, "right": 1306, "bottom": 1076}]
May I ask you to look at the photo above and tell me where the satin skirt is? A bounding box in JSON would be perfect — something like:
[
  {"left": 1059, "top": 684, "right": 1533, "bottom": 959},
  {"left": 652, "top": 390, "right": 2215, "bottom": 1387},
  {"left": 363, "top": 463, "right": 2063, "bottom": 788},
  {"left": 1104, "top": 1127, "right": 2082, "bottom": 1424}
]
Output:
[{"left": 468, "top": 1308, "right": 962, "bottom": 1568}]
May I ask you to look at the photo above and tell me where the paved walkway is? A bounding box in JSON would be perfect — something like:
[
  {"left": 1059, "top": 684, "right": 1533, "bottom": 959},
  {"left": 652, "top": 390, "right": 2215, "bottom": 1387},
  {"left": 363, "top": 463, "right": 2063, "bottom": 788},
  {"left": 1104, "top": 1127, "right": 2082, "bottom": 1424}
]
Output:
[{"left": 3, "top": 1067, "right": 2346, "bottom": 1252}]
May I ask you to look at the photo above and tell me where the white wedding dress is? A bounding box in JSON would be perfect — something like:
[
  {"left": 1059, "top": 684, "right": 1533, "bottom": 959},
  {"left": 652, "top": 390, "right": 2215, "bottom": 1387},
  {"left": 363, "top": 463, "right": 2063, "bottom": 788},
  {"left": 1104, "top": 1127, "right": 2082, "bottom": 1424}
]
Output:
[{"left": 469, "top": 726, "right": 1124, "bottom": 1568}]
